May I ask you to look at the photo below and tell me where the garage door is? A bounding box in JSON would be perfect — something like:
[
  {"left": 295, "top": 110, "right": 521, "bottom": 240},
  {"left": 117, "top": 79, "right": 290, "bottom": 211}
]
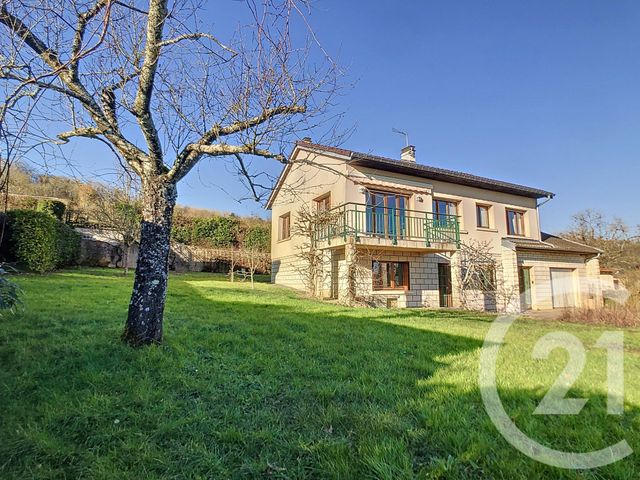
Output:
[{"left": 550, "top": 268, "right": 576, "bottom": 308}]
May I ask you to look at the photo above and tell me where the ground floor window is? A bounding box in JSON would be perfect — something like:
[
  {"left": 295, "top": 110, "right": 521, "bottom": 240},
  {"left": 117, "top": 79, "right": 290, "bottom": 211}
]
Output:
[{"left": 372, "top": 261, "right": 409, "bottom": 290}]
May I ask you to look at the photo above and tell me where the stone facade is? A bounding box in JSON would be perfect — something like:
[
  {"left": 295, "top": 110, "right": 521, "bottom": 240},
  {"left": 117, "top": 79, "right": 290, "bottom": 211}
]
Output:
[{"left": 272, "top": 241, "right": 607, "bottom": 312}]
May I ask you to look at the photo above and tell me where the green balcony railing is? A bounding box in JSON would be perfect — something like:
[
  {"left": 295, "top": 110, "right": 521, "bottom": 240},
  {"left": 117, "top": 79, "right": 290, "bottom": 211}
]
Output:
[{"left": 313, "top": 202, "right": 460, "bottom": 248}]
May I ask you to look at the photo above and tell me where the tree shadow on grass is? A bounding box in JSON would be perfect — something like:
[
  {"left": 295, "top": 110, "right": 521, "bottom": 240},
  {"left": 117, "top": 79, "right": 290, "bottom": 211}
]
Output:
[{"left": 1, "top": 273, "right": 638, "bottom": 479}]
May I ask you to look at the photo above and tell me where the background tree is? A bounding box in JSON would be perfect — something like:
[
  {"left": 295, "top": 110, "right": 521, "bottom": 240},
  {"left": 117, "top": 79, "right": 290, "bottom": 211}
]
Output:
[
  {"left": 1, "top": 0, "right": 340, "bottom": 345},
  {"left": 564, "top": 209, "right": 640, "bottom": 271},
  {"left": 88, "top": 173, "right": 141, "bottom": 274},
  {"left": 242, "top": 224, "right": 269, "bottom": 288},
  {"left": 564, "top": 209, "right": 640, "bottom": 311}
]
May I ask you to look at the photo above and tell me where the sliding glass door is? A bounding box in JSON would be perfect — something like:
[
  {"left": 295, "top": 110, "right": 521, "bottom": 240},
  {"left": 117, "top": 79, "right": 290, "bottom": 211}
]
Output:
[{"left": 365, "top": 191, "right": 408, "bottom": 239}]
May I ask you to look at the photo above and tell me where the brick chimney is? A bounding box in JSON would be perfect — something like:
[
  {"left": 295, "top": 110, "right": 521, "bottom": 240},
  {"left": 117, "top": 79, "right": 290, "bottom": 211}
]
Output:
[{"left": 401, "top": 145, "right": 416, "bottom": 162}]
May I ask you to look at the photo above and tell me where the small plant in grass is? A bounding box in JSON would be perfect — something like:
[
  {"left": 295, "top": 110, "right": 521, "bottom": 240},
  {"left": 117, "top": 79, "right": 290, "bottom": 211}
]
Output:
[{"left": 0, "top": 265, "right": 22, "bottom": 316}]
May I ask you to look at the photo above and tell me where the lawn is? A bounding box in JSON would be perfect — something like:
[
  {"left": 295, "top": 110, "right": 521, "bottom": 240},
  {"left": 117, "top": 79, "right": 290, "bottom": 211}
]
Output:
[{"left": 1, "top": 269, "right": 638, "bottom": 479}]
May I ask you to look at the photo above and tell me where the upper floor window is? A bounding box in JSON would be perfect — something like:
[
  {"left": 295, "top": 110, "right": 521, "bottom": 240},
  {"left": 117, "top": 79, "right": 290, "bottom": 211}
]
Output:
[
  {"left": 278, "top": 212, "right": 291, "bottom": 240},
  {"left": 433, "top": 199, "right": 458, "bottom": 220},
  {"left": 476, "top": 204, "right": 491, "bottom": 229},
  {"left": 372, "top": 261, "right": 409, "bottom": 290},
  {"left": 506, "top": 209, "right": 526, "bottom": 236},
  {"left": 315, "top": 193, "right": 331, "bottom": 212}
]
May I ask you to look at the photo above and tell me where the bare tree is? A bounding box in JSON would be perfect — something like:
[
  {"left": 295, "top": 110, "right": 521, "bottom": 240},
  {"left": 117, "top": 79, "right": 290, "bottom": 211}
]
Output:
[
  {"left": 565, "top": 210, "right": 639, "bottom": 271},
  {"left": 88, "top": 172, "right": 140, "bottom": 274},
  {"left": 0, "top": 0, "right": 340, "bottom": 345},
  {"left": 457, "top": 240, "right": 518, "bottom": 312},
  {"left": 242, "top": 224, "right": 269, "bottom": 288},
  {"left": 291, "top": 204, "right": 341, "bottom": 296},
  {"left": 0, "top": 65, "right": 43, "bottom": 244}
]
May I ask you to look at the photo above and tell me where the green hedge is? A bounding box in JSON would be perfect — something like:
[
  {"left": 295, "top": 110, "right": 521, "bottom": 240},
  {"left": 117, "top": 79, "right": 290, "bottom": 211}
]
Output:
[
  {"left": 172, "top": 215, "right": 242, "bottom": 247},
  {"left": 6, "top": 210, "right": 80, "bottom": 273},
  {"left": 243, "top": 225, "right": 270, "bottom": 252}
]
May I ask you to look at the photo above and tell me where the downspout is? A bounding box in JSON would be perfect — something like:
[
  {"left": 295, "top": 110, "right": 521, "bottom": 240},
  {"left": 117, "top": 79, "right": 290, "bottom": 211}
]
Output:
[{"left": 536, "top": 194, "right": 554, "bottom": 209}]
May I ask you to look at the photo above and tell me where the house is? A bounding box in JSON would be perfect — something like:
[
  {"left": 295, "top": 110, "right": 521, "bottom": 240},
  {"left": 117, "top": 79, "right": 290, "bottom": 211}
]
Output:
[{"left": 266, "top": 139, "right": 605, "bottom": 312}]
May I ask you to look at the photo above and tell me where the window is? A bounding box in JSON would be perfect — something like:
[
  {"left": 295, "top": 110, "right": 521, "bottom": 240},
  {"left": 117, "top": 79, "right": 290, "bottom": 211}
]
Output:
[
  {"left": 433, "top": 199, "right": 458, "bottom": 220},
  {"left": 476, "top": 204, "right": 491, "bottom": 228},
  {"left": 433, "top": 199, "right": 458, "bottom": 217},
  {"left": 278, "top": 212, "right": 291, "bottom": 240},
  {"left": 506, "top": 209, "right": 526, "bottom": 236},
  {"left": 315, "top": 193, "right": 331, "bottom": 212},
  {"left": 372, "top": 261, "right": 409, "bottom": 290}
]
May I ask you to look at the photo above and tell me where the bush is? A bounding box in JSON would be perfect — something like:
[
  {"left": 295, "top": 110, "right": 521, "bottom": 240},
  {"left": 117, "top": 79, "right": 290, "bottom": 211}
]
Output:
[
  {"left": 0, "top": 266, "right": 22, "bottom": 316},
  {"left": 559, "top": 306, "right": 639, "bottom": 328},
  {"left": 37, "top": 199, "right": 66, "bottom": 221},
  {"left": 6, "top": 210, "right": 80, "bottom": 273},
  {"left": 56, "top": 222, "right": 81, "bottom": 266}
]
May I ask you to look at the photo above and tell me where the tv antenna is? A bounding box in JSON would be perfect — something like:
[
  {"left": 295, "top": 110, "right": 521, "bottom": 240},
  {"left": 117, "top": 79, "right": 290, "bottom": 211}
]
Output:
[{"left": 392, "top": 127, "right": 409, "bottom": 147}]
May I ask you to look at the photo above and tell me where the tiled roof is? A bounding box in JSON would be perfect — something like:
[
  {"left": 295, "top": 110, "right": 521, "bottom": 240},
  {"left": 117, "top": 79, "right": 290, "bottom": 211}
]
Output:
[
  {"left": 296, "top": 140, "right": 554, "bottom": 199},
  {"left": 505, "top": 232, "right": 602, "bottom": 255}
]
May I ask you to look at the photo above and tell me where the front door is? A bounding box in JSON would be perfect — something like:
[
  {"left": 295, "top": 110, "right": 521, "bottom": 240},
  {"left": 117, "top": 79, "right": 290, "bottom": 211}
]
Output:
[
  {"left": 438, "top": 263, "right": 453, "bottom": 307},
  {"left": 518, "top": 267, "right": 532, "bottom": 310},
  {"left": 550, "top": 268, "right": 576, "bottom": 308}
]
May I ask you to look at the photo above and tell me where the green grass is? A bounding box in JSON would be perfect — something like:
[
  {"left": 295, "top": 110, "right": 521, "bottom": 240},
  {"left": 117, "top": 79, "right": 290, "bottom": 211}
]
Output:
[{"left": 1, "top": 268, "right": 639, "bottom": 479}]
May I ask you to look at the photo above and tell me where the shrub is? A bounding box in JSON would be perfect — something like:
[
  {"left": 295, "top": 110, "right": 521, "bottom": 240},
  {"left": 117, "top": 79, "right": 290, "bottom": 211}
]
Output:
[
  {"left": 9, "top": 210, "right": 59, "bottom": 272},
  {"left": 559, "top": 306, "right": 639, "bottom": 328},
  {"left": 37, "top": 199, "right": 66, "bottom": 221},
  {"left": 0, "top": 266, "right": 22, "bottom": 316},
  {"left": 6, "top": 210, "right": 80, "bottom": 273},
  {"left": 56, "top": 222, "right": 81, "bottom": 266}
]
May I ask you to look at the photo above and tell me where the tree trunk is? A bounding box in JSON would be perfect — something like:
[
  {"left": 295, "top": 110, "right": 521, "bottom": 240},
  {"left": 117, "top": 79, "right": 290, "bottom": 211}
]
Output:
[
  {"left": 122, "top": 178, "right": 177, "bottom": 346},
  {"left": 122, "top": 244, "right": 129, "bottom": 275}
]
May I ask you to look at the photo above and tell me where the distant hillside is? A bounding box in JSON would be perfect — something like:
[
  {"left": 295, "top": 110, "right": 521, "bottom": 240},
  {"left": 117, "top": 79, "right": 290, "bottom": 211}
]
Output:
[{"left": 6, "top": 163, "right": 268, "bottom": 229}]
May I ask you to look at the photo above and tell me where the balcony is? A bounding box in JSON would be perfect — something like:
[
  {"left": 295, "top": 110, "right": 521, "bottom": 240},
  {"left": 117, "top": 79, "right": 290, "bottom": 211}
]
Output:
[{"left": 313, "top": 202, "right": 460, "bottom": 250}]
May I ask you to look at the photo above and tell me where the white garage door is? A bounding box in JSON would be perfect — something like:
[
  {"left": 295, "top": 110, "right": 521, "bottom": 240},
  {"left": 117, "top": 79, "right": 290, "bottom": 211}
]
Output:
[{"left": 550, "top": 268, "right": 576, "bottom": 309}]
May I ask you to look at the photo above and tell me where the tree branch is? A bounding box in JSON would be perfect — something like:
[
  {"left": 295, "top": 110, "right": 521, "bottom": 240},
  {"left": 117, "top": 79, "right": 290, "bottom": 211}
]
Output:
[
  {"left": 132, "top": 0, "right": 167, "bottom": 169},
  {"left": 200, "top": 105, "right": 306, "bottom": 145},
  {"left": 233, "top": 153, "right": 260, "bottom": 202},
  {"left": 167, "top": 143, "right": 286, "bottom": 183},
  {"left": 70, "top": 0, "right": 111, "bottom": 81},
  {"left": 158, "top": 32, "right": 237, "bottom": 55},
  {"left": 168, "top": 104, "right": 305, "bottom": 181},
  {"left": 56, "top": 127, "right": 104, "bottom": 143}
]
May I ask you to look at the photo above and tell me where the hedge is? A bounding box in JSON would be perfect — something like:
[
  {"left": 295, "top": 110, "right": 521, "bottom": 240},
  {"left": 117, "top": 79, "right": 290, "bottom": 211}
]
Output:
[
  {"left": 5, "top": 210, "right": 80, "bottom": 273},
  {"left": 243, "top": 225, "right": 270, "bottom": 252},
  {"left": 172, "top": 215, "right": 242, "bottom": 247}
]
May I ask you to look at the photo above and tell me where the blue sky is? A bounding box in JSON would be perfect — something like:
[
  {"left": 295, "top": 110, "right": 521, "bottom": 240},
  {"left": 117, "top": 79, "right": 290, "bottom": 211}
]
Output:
[{"left": 55, "top": 0, "right": 640, "bottom": 233}]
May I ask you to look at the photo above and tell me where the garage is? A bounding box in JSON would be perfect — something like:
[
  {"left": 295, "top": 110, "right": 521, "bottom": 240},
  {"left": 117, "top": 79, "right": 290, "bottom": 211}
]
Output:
[{"left": 550, "top": 268, "right": 576, "bottom": 308}]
